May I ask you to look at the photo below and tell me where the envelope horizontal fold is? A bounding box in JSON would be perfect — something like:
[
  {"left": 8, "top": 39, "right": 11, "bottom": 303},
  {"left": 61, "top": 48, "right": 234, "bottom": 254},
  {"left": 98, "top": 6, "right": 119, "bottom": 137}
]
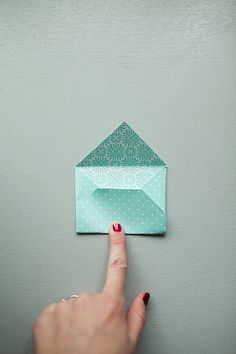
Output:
[{"left": 75, "top": 122, "right": 167, "bottom": 234}]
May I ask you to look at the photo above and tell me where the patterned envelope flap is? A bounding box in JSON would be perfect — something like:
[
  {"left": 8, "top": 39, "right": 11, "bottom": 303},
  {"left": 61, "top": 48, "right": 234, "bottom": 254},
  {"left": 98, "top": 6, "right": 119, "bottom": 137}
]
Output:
[{"left": 77, "top": 122, "right": 166, "bottom": 167}]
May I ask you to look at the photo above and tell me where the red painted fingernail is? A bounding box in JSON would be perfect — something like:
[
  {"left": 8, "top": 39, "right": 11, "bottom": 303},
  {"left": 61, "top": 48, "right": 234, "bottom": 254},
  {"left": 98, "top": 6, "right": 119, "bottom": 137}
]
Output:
[
  {"left": 143, "top": 292, "right": 150, "bottom": 306},
  {"left": 112, "top": 223, "right": 122, "bottom": 232}
]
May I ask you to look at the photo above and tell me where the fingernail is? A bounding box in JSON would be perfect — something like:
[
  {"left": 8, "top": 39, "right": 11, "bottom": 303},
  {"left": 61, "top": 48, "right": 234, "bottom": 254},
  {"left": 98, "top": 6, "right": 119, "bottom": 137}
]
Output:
[
  {"left": 112, "top": 223, "right": 122, "bottom": 232},
  {"left": 143, "top": 292, "right": 150, "bottom": 306}
]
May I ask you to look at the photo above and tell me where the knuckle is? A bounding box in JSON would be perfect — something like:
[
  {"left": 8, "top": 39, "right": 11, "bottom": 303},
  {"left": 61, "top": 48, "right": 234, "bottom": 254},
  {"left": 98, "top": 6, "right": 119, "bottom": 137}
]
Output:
[
  {"left": 77, "top": 292, "right": 90, "bottom": 301},
  {"left": 54, "top": 302, "right": 65, "bottom": 316},
  {"left": 73, "top": 292, "right": 93, "bottom": 306},
  {"left": 108, "top": 299, "right": 119, "bottom": 314},
  {"left": 110, "top": 256, "right": 127, "bottom": 270},
  {"left": 44, "top": 303, "right": 56, "bottom": 314},
  {"left": 75, "top": 292, "right": 85, "bottom": 300},
  {"left": 111, "top": 237, "right": 125, "bottom": 246},
  {"left": 104, "top": 292, "right": 124, "bottom": 311},
  {"left": 32, "top": 316, "right": 44, "bottom": 333},
  {"left": 32, "top": 302, "right": 57, "bottom": 332}
]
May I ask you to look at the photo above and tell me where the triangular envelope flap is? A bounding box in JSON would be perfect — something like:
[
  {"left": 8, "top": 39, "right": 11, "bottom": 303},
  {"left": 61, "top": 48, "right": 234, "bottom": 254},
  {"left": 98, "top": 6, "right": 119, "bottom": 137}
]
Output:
[
  {"left": 75, "top": 167, "right": 99, "bottom": 199},
  {"left": 77, "top": 122, "right": 166, "bottom": 167},
  {"left": 142, "top": 167, "right": 167, "bottom": 212},
  {"left": 78, "top": 166, "right": 159, "bottom": 189}
]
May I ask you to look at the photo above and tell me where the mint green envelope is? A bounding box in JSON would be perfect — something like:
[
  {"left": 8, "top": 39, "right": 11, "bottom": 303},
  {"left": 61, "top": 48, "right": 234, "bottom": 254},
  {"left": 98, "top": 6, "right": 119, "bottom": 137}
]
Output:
[{"left": 75, "top": 122, "right": 167, "bottom": 234}]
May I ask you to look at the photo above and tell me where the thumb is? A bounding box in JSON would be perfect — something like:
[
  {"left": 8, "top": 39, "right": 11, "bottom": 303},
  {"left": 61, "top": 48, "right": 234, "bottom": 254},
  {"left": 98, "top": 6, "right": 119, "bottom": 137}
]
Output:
[{"left": 126, "top": 291, "right": 150, "bottom": 345}]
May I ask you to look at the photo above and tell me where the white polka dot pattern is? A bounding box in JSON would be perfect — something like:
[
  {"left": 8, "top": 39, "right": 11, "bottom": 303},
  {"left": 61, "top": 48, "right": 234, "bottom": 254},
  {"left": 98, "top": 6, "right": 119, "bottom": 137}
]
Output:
[{"left": 75, "top": 122, "right": 167, "bottom": 234}]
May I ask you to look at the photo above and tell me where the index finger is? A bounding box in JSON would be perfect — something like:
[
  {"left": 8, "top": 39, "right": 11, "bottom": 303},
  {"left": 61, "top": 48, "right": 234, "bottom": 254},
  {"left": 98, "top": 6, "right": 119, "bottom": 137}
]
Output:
[{"left": 103, "top": 223, "right": 127, "bottom": 297}]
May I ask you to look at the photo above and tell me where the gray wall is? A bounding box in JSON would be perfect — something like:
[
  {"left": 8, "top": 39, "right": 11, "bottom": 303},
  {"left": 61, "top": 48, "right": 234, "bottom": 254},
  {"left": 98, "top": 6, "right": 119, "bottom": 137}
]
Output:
[{"left": 0, "top": 1, "right": 236, "bottom": 353}]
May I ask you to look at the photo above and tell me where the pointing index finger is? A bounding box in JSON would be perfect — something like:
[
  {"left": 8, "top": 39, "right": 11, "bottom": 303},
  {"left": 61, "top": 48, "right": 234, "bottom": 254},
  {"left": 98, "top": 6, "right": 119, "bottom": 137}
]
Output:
[{"left": 103, "top": 223, "right": 127, "bottom": 297}]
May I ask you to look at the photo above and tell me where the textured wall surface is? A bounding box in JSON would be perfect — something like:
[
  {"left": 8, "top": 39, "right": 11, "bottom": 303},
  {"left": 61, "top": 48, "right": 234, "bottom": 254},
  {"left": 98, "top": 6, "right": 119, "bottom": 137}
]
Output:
[{"left": 0, "top": 1, "right": 236, "bottom": 353}]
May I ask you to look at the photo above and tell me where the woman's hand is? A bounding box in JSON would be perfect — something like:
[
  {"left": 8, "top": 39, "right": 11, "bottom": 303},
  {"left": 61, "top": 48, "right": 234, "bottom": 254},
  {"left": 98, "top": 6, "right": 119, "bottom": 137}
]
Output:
[{"left": 33, "top": 223, "right": 150, "bottom": 354}]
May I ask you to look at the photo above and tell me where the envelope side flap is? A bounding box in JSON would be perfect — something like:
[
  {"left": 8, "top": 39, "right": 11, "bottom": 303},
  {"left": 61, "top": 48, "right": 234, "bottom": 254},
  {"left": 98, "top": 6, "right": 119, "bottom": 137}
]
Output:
[
  {"left": 75, "top": 167, "right": 99, "bottom": 200},
  {"left": 142, "top": 167, "right": 167, "bottom": 212}
]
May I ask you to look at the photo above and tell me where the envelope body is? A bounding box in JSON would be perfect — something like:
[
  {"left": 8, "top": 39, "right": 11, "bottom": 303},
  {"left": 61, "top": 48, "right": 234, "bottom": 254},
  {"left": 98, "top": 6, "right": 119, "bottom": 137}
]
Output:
[{"left": 75, "top": 122, "right": 167, "bottom": 234}]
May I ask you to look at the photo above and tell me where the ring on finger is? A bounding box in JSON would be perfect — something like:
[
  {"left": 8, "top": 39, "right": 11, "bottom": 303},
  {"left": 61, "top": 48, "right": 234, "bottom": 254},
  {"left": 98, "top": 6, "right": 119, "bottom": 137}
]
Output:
[{"left": 60, "top": 294, "right": 79, "bottom": 302}]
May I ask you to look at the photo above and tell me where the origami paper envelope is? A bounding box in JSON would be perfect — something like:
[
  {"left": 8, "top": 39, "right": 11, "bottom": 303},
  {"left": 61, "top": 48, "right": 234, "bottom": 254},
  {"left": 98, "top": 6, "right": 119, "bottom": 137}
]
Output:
[{"left": 75, "top": 122, "right": 167, "bottom": 234}]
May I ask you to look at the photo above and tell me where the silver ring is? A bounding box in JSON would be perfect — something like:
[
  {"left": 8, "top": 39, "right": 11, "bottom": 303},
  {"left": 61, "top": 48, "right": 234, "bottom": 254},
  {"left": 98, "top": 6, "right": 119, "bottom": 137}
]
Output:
[
  {"left": 61, "top": 294, "right": 79, "bottom": 302},
  {"left": 68, "top": 294, "right": 79, "bottom": 299}
]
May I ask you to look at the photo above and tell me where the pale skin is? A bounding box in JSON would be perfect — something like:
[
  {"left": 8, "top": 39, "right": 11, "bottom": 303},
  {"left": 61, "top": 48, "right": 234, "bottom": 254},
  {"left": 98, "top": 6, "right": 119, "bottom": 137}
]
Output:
[{"left": 33, "top": 223, "right": 150, "bottom": 354}]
